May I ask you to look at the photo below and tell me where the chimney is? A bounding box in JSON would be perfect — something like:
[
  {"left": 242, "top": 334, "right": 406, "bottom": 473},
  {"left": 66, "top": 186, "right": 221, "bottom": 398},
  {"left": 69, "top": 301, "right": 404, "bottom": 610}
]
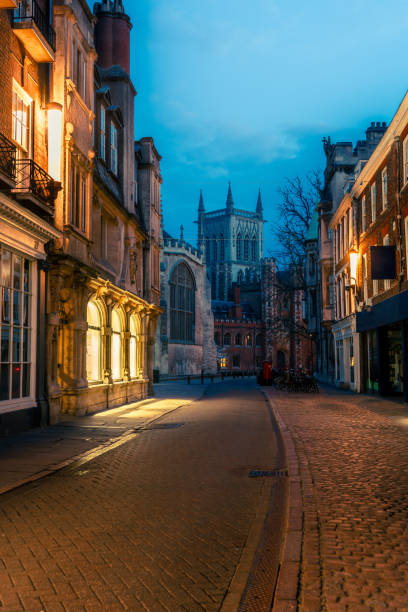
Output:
[{"left": 94, "top": 0, "right": 132, "bottom": 74}]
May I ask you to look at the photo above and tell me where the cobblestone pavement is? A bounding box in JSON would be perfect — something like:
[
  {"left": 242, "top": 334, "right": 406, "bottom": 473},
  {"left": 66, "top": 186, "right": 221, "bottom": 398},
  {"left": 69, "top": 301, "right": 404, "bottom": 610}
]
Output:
[
  {"left": 0, "top": 381, "right": 279, "bottom": 611},
  {"left": 265, "top": 386, "right": 408, "bottom": 612}
]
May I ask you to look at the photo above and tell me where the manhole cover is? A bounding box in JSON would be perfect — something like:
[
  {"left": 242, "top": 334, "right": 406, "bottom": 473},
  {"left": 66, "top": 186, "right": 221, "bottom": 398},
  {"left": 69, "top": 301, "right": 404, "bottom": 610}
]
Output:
[{"left": 249, "top": 469, "right": 288, "bottom": 478}]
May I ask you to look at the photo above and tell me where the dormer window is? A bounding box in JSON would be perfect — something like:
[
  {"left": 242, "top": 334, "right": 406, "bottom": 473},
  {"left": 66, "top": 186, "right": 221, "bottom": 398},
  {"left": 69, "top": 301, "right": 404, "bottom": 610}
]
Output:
[{"left": 110, "top": 123, "right": 118, "bottom": 175}]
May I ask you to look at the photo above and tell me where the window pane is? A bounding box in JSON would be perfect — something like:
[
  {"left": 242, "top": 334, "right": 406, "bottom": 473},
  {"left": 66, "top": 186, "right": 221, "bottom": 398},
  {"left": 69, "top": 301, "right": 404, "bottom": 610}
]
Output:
[
  {"left": 0, "top": 364, "right": 9, "bottom": 400},
  {"left": 2, "top": 288, "right": 10, "bottom": 323},
  {"left": 13, "top": 328, "right": 21, "bottom": 362},
  {"left": 130, "top": 336, "right": 137, "bottom": 378},
  {"left": 13, "top": 255, "right": 21, "bottom": 290},
  {"left": 13, "top": 291, "right": 21, "bottom": 325},
  {"left": 23, "top": 294, "right": 30, "bottom": 326},
  {"left": 1, "top": 249, "right": 11, "bottom": 287},
  {"left": 111, "top": 332, "right": 121, "bottom": 379},
  {"left": 22, "top": 328, "right": 29, "bottom": 362},
  {"left": 86, "top": 328, "right": 100, "bottom": 381},
  {"left": 22, "top": 364, "right": 30, "bottom": 397},
  {"left": 12, "top": 364, "right": 21, "bottom": 398},
  {"left": 24, "top": 259, "right": 30, "bottom": 292},
  {"left": 1, "top": 326, "right": 10, "bottom": 362}
]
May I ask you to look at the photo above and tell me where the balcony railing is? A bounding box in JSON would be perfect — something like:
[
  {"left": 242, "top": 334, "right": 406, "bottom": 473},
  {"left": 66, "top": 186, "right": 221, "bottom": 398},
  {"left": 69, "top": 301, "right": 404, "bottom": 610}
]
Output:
[
  {"left": 14, "top": 158, "right": 59, "bottom": 209},
  {"left": 0, "top": 132, "right": 17, "bottom": 183},
  {"left": 13, "top": 0, "right": 56, "bottom": 61}
]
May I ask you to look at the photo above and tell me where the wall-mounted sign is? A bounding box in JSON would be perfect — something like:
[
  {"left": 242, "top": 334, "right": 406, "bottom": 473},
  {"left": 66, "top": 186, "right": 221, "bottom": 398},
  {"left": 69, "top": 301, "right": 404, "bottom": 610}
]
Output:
[{"left": 370, "top": 246, "right": 397, "bottom": 280}]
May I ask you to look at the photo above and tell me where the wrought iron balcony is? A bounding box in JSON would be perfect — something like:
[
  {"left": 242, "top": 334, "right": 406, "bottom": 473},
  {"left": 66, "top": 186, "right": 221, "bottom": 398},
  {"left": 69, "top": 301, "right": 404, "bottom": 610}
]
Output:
[
  {"left": 12, "top": 0, "right": 56, "bottom": 63},
  {"left": 0, "top": 132, "right": 16, "bottom": 187},
  {"left": 13, "top": 158, "right": 60, "bottom": 216}
]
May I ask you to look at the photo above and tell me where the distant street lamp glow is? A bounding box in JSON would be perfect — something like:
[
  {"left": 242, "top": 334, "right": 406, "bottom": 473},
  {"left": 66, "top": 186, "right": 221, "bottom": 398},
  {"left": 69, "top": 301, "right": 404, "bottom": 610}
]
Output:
[{"left": 47, "top": 103, "right": 63, "bottom": 181}]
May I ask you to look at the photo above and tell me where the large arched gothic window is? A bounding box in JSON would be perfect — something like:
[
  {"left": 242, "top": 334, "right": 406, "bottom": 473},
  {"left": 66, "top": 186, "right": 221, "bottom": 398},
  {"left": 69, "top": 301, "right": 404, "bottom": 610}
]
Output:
[
  {"left": 251, "top": 238, "right": 257, "bottom": 261},
  {"left": 220, "top": 233, "right": 225, "bottom": 262},
  {"left": 212, "top": 235, "right": 217, "bottom": 262},
  {"left": 236, "top": 233, "right": 242, "bottom": 260},
  {"left": 111, "top": 310, "right": 123, "bottom": 380},
  {"left": 170, "top": 263, "right": 195, "bottom": 342},
  {"left": 244, "top": 234, "right": 250, "bottom": 260},
  {"left": 87, "top": 301, "right": 102, "bottom": 382},
  {"left": 129, "top": 315, "right": 139, "bottom": 378}
]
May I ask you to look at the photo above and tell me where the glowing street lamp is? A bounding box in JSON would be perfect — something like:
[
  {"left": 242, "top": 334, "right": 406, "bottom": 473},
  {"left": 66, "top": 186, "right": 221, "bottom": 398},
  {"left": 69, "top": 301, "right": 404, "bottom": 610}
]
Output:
[{"left": 47, "top": 102, "right": 63, "bottom": 182}]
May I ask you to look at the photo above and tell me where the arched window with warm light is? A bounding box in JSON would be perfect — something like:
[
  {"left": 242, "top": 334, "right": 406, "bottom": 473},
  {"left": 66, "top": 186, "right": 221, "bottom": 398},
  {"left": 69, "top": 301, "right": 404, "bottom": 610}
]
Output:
[
  {"left": 246, "top": 333, "right": 253, "bottom": 347},
  {"left": 111, "top": 309, "right": 123, "bottom": 380},
  {"left": 170, "top": 263, "right": 195, "bottom": 342},
  {"left": 86, "top": 301, "right": 102, "bottom": 383},
  {"left": 129, "top": 315, "right": 139, "bottom": 378}
]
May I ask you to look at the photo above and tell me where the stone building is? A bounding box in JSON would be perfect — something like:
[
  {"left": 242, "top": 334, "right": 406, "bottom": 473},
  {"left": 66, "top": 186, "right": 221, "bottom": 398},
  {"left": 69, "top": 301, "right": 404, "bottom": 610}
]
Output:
[
  {"left": 0, "top": 0, "right": 61, "bottom": 434},
  {"left": 155, "top": 228, "right": 217, "bottom": 377},
  {"left": 44, "top": 0, "right": 162, "bottom": 420}
]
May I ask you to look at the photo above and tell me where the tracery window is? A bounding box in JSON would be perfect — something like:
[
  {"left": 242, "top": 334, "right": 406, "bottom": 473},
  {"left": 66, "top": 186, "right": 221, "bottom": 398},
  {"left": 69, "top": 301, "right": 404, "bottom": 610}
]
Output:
[
  {"left": 170, "top": 263, "right": 195, "bottom": 342},
  {"left": 129, "top": 315, "right": 139, "bottom": 378},
  {"left": 236, "top": 233, "right": 242, "bottom": 260},
  {"left": 111, "top": 310, "right": 123, "bottom": 380},
  {"left": 244, "top": 235, "right": 250, "bottom": 261},
  {"left": 212, "top": 235, "right": 217, "bottom": 262},
  {"left": 220, "top": 234, "right": 225, "bottom": 262},
  {"left": 86, "top": 301, "right": 102, "bottom": 382},
  {"left": 251, "top": 238, "right": 257, "bottom": 261}
]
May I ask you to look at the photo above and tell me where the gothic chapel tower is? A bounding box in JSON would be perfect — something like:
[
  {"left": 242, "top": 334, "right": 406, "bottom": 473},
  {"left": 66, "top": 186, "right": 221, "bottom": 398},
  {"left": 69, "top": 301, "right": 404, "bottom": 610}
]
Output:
[{"left": 197, "top": 184, "right": 265, "bottom": 300}]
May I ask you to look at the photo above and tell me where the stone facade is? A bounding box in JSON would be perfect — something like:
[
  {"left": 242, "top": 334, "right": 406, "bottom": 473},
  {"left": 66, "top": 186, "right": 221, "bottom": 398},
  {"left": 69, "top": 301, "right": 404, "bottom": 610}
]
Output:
[{"left": 155, "top": 230, "right": 217, "bottom": 377}]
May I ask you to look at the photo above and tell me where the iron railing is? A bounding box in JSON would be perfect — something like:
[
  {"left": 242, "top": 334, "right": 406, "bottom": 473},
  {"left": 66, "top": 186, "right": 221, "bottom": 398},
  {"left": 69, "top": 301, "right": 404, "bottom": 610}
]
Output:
[
  {"left": 0, "top": 132, "right": 17, "bottom": 180},
  {"left": 14, "top": 158, "right": 58, "bottom": 207},
  {"left": 13, "top": 0, "right": 56, "bottom": 52}
]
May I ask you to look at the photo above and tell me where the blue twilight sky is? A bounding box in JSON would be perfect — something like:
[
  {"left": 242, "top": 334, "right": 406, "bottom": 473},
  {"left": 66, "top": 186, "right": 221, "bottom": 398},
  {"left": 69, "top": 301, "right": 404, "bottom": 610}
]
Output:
[{"left": 92, "top": 0, "right": 408, "bottom": 254}]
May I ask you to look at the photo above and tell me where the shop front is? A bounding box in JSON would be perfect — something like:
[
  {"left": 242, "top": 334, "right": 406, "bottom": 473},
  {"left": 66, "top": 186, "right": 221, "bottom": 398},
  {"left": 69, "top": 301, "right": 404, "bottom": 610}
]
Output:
[{"left": 356, "top": 291, "right": 408, "bottom": 401}]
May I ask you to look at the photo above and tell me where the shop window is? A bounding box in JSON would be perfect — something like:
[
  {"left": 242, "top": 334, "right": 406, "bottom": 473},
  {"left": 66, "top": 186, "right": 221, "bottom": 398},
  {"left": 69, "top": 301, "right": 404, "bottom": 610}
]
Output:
[
  {"left": 129, "top": 315, "right": 139, "bottom": 378},
  {"left": 235, "top": 333, "right": 242, "bottom": 346},
  {"left": 170, "top": 263, "right": 195, "bottom": 342},
  {"left": 111, "top": 310, "right": 123, "bottom": 380},
  {"left": 0, "top": 248, "right": 32, "bottom": 402},
  {"left": 86, "top": 301, "right": 102, "bottom": 382},
  {"left": 224, "top": 333, "right": 231, "bottom": 346}
]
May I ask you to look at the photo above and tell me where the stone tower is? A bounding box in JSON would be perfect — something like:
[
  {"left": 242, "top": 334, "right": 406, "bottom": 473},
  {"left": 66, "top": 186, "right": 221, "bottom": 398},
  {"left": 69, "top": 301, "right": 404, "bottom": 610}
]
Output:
[{"left": 197, "top": 184, "right": 265, "bottom": 300}]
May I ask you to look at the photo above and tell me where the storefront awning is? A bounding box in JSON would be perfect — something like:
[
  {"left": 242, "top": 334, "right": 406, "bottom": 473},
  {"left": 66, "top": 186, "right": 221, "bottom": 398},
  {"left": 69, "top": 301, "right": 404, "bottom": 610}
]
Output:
[{"left": 356, "top": 290, "right": 408, "bottom": 332}]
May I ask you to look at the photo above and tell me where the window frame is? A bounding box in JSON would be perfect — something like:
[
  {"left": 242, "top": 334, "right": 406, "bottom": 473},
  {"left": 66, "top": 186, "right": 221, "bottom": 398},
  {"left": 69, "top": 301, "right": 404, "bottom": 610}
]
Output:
[
  {"left": 169, "top": 263, "right": 195, "bottom": 343},
  {"left": 371, "top": 182, "right": 376, "bottom": 225},
  {"left": 110, "top": 122, "right": 118, "bottom": 175},
  {"left": 100, "top": 105, "right": 106, "bottom": 161},
  {"left": 361, "top": 196, "right": 367, "bottom": 234},
  {"left": 11, "top": 81, "right": 32, "bottom": 154},
  {"left": 86, "top": 301, "right": 102, "bottom": 383},
  {"left": 381, "top": 167, "right": 388, "bottom": 210}
]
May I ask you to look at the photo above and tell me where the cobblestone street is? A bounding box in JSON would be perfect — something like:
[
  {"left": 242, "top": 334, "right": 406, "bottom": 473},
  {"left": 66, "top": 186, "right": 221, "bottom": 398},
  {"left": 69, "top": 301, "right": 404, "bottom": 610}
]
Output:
[
  {"left": 0, "top": 382, "right": 280, "bottom": 612},
  {"left": 265, "top": 386, "right": 408, "bottom": 612}
]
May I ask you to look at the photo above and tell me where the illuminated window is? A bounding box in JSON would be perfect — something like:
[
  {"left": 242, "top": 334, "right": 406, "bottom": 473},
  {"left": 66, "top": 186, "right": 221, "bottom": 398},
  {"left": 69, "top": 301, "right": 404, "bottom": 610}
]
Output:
[
  {"left": 111, "top": 310, "right": 123, "bottom": 380},
  {"left": 86, "top": 301, "right": 102, "bottom": 382},
  {"left": 129, "top": 315, "right": 139, "bottom": 378},
  {"left": 111, "top": 124, "right": 118, "bottom": 175},
  {"left": 246, "top": 333, "right": 253, "bottom": 347},
  {"left": 220, "top": 357, "right": 227, "bottom": 369},
  {"left": 12, "top": 83, "right": 31, "bottom": 152},
  {"left": 170, "top": 263, "right": 195, "bottom": 342},
  {"left": 0, "top": 247, "right": 32, "bottom": 401}
]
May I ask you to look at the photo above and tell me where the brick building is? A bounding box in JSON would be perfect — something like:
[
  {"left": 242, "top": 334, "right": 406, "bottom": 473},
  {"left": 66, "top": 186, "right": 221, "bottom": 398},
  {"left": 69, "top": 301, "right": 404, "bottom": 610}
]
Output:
[
  {"left": 0, "top": 1, "right": 61, "bottom": 434},
  {"left": 331, "top": 94, "right": 408, "bottom": 400}
]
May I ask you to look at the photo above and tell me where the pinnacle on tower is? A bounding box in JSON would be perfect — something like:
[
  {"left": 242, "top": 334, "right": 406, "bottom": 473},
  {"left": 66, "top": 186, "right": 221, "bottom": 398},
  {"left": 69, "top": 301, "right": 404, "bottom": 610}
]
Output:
[
  {"left": 180, "top": 225, "right": 184, "bottom": 242},
  {"left": 198, "top": 189, "right": 205, "bottom": 212},
  {"left": 226, "top": 181, "right": 234, "bottom": 213},
  {"left": 256, "top": 188, "right": 263, "bottom": 218}
]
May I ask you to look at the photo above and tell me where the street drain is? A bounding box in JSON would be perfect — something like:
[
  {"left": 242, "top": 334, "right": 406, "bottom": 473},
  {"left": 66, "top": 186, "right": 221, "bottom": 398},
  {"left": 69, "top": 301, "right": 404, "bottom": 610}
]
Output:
[{"left": 249, "top": 469, "right": 288, "bottom": 478}]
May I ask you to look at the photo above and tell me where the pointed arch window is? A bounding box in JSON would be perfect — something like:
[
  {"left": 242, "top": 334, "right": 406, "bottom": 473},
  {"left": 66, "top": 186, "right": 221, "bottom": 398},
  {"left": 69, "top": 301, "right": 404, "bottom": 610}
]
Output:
[
  {"left": 220, "top": 233, "right": 225, "bottom": 262},
  {"left": 87, "top": 301, "right": 102, "bottom": 382},
  {"left": 212, "top": 235, "right": 217, "bottom": 261},
  {"left": 244, "top": 235, "right": 250, "bottom": 260},
  {"left": 170, "top": 263, "right": 195, "bottom": 342},
  {"left": 111, "top": 310, "right": 123, "bottom": 380},
  {"left": 236, "top": 233, "right": 242, "bottom": 260},
  {"left": 129, "top": 315, "right": 139, "bottom": 378},
  {"left": 251, "top": 238, "right": 257, "bottom": 261}
]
